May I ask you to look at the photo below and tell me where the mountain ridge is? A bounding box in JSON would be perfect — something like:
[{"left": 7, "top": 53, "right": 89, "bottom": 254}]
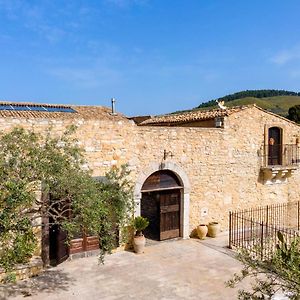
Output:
[
  {"left": 171, "top": 90, "right": 300, "bottom": 116},
  {"left": 197, "top": 89, "right": 300, "bottom": 109}
]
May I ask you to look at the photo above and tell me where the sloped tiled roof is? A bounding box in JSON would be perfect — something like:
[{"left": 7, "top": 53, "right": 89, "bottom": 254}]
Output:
[
  {"left": 0, "top": 101, "right": 127, "bottom": 121},
  {"left": 140, "top": 105, "right": 252, "bottom": 126},
  {"left": 128, "top": 115, "right": 152, "bottom": 124}
]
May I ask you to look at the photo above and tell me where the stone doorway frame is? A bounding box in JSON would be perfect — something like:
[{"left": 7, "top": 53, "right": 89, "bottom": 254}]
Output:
[{"left": 134, "top": 162, "right": 190, "bottom": 239}]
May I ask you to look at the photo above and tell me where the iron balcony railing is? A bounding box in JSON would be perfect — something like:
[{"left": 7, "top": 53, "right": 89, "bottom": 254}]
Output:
[{"left": 261, "top": 144, "right": 300, "bottom": 168}]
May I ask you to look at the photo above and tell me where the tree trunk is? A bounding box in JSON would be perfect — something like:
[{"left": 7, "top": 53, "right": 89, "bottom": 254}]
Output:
[
  {"left": 41, "top": 216, "right": 50, "bottom": 267},
  {"left": 41, "top": 192, "right": 50, "bottom": 267}
]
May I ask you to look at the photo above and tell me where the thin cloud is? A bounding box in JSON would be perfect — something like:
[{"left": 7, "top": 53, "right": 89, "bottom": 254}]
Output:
[
  {"left": 105, "top": 0, "right": 148, "bottom": 8},
  {"left": 49, "top": 67, "right": 100, "bottom": 88},
  {"left": 28, "top": 24, "right": 66, "bottom": 44},
  {"left": 270, "top": 47, "right": 300, "bottom": 65},
  {"left": 48, "top": 65, "right": 122, "bottom": 89},
  {"left": 0, "top": 0, "right": 23, "bottom": 19},
  {"left": 288, "top": 70, "right": 300, "bottom": 78},
  {"left": 0, "top": 1, "right": 88, "bottom": 44}
]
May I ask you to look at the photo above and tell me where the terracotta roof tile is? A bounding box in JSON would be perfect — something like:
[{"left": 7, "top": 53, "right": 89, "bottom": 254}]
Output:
[
  {"left": 140, "top": 105, "right": 252, "bottom": 126},
  {"left": 0, "top": 101, "right": 127, "bottom": 121}
]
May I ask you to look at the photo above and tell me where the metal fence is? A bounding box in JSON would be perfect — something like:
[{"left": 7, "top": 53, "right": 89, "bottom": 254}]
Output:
[{"left": 229, "top": 201, "right": 300, "bottom": 260}]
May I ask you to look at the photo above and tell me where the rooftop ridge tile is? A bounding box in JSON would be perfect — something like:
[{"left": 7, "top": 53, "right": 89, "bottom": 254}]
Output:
[{"left": 140, "top": 105, "right": 253, "bottom": 125}]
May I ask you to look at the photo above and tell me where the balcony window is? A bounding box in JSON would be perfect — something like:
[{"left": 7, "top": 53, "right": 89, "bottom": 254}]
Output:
[{"left": 261, "top": 126, "right": 299, "bottom": 184}]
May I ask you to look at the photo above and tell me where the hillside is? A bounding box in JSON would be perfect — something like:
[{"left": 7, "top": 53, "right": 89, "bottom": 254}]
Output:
[
  {"left": 171, "top": 95, "right": 300, "bottom": 116},
  {"left": 198, "top": 96, "right": 300, "bottom": 116},
  {"left": 197, "top": 89, "right": 300, "bottom": 109},
  {"left": 170, "top": 89, "right": 300, "bottom": 116}
]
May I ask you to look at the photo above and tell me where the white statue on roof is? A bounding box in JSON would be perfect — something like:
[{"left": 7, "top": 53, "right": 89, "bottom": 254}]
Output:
[{"left": 216, "top": 100, "right": 227, "bottom": 110}]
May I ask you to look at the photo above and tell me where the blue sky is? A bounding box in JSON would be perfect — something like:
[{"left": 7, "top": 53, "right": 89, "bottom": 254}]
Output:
[{"left": 1, "top": 0, "right": 300, "bottom": 116}]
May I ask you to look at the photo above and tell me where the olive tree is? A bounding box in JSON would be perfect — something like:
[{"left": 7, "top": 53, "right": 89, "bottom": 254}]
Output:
[
  {"left": 0, "top": 127, "right": 134, "bottom": 271},
  {"left": 227, "top": 232, "right": 300, "bottom": 299}
]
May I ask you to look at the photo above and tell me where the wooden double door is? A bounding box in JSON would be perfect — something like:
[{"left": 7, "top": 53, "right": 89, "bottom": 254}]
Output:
[
  {"left": 141, "top": 189, "right": 181, "bottom": 241},
  {"left": 49, "top": 224, "right": 69, "bottom": 265},
  {"left": 48, "top": 194, "right": 100, "bottom": 266},
  {"left": 49, "top": 225, "right": 100, "bottom": 265}
]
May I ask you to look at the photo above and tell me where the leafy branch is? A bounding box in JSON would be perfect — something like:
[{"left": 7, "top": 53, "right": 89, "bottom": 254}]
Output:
[
  {"left": 227, "top": 231, "right": 300, "bottom": 299},
  {"left": 0, "top": 127, "right": 134, "bottom": 271}
]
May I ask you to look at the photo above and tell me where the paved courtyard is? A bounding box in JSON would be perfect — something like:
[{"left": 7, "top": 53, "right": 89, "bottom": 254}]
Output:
[{"left": 1, "top": 234, "right": 247, "bottom": 300}]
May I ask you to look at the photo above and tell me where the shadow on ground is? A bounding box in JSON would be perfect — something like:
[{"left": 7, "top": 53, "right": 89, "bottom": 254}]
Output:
[
  {"left": 197, "top": 238, "right": 237, "bottom": 258},
  {"left": 0, "top": 268, "right": 72, "bottom": 300}
]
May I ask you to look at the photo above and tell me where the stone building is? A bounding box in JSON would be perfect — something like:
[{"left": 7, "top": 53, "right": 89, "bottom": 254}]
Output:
[{"left": 0, "top": 102, "right": 299, "bottom": 264}]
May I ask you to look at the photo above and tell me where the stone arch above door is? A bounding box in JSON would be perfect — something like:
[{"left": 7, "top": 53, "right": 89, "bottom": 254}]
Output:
[{"left": 134, "top": 162, "right": 190, "bottom": 239}]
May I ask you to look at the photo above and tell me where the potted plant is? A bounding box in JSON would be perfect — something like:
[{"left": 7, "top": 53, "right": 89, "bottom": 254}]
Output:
[
  {"left": 207, "top": 221, "right": 220, "bottom": 238},
  {"left": 132, "top": 216, "right": 149, "bottom": 254},
  {"left": 196, "top": 224, "right": 208, "bottom": 240}
]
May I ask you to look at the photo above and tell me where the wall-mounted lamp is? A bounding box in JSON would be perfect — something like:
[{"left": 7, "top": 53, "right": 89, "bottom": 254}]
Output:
[{"left": 163, "top": 149, "right": 174, "bottom": 160}]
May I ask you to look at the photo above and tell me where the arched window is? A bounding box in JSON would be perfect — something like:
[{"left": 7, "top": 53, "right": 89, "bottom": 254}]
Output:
[{"left": 268, "top": 127, "right": 282, "bottom": 166}]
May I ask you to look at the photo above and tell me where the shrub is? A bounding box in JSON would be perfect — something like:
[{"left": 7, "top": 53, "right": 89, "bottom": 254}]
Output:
[{"left": 133, "top": 216, "right": 149, "bottom": 236}]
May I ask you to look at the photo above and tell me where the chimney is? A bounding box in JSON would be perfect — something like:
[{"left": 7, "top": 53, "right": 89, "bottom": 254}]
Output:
[{"left": 111, "top": 98, "right": 117, "bottom": 115}]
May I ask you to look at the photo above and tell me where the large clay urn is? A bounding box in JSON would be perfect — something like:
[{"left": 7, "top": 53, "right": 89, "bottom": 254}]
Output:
[
  {"left": 196, "top": 224, "right": 208, "bottom": 240},
  {"left": 207, "top": 222, "right": 220, "bottom": 238},
  {"left": 133, "top": 235, "right": 146, "bottom": 254}
]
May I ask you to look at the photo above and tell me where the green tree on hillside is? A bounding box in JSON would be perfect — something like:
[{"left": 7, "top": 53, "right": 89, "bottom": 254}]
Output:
[{"left": 287, "top": 105, "right": 300, "bottom": 123}]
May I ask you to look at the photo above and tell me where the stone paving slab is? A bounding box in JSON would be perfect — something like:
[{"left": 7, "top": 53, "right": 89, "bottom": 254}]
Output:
[{"left": 1, "top": 235, "right": 247, "bottom": 300}]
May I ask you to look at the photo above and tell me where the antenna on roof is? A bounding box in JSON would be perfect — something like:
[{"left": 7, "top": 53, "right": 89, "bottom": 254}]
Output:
[{"left": 111, "top": 98, "right": 117, "bottom": 115}]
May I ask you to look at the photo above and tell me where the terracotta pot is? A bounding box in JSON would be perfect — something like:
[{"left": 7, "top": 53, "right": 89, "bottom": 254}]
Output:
[
  {"left": 207, "top": 222, "right": 220, "bottom": 238},
  {"left": 133, "top": 235, "right": 146, "bottom": 254},
  {"left": 196, "top": 224, "right": 208, "bottom": 240}
]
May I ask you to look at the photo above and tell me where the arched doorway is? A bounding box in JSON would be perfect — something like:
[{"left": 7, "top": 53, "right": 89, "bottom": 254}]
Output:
[{"left": 141, "top": 170, "right": 183, "bottom": 241}]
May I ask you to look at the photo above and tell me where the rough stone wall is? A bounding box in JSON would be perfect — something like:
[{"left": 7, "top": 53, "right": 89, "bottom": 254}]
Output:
[
  {"left": 0, "top": 106, "right": 300, "bottom": 237},
  {"left": 133, "top": 107, "right": 300, "bottom": 232},
  {"left": 132, "top": 126, "right": 228, "bottom": 232},
  {"left": 0, "top": 257, "right": 43, "bottom": 282},
  {"left": 0, "top": 115, "right": 135, "bottom": 175},
  {"left": 226, "top": 107, "right": 300, "bottom": 208}
]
